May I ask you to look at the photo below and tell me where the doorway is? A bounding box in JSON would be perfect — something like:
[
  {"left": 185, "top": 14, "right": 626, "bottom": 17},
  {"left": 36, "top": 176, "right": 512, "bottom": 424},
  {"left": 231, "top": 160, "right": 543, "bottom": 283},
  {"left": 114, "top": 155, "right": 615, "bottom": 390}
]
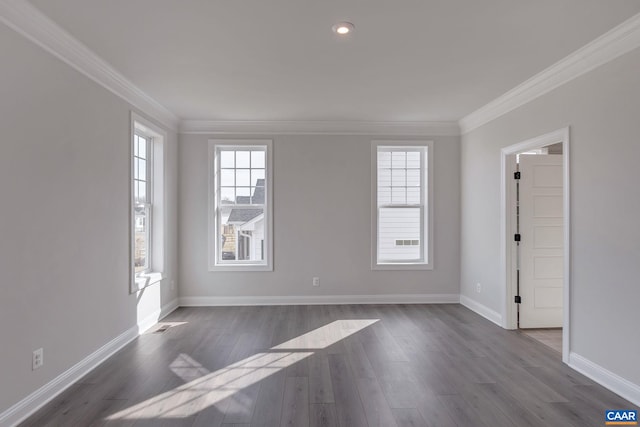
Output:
[{"left": 500, "top": 128, "right": 570, "bottom": 363}]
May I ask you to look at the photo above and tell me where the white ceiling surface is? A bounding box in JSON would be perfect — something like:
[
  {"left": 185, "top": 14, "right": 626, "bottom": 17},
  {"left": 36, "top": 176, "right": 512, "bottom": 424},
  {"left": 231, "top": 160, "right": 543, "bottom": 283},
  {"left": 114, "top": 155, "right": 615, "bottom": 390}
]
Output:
[{"left": 28, "top": 0, "right": 640, "bottom": 122}]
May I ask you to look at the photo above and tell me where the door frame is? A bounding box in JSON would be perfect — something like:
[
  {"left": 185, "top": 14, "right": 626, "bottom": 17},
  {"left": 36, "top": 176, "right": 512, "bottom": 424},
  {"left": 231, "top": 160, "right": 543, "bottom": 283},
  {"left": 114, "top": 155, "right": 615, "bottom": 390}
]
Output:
[{"left": 500, "top": 127, "right": 570, "bottom": 363}]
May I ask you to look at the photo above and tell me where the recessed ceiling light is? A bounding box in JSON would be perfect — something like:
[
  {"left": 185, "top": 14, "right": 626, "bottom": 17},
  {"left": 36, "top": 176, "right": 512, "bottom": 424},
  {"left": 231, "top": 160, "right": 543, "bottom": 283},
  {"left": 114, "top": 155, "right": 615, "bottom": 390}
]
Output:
[{"left": 332, "top": 22, "right": 354, "bottom": 35}]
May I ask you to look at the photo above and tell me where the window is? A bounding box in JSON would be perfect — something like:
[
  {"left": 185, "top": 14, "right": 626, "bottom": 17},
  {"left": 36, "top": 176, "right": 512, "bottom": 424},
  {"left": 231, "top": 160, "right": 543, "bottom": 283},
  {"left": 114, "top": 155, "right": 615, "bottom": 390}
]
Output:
[
  {"left": 372, "top": 141, "right": 433, "bottom": 269},
  {"left": 133, "top": 133, "right": 151, "bottom": 273},
  {"left": 131, "top": 113, "right": 165, "bottom": 291},
  {"left": 209, "top": 140, "right": 273, "bottom": 271}
]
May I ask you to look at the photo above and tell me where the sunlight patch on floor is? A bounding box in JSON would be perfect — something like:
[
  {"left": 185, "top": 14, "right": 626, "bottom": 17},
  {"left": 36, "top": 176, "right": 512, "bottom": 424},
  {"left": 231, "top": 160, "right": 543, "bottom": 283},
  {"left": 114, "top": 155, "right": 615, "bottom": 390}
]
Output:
[
  {"left": 106, "top": 319, "right": 379, "bottom": 420},
  {"left": 170, "top": 353, "right": 211, "bottom": 382}
]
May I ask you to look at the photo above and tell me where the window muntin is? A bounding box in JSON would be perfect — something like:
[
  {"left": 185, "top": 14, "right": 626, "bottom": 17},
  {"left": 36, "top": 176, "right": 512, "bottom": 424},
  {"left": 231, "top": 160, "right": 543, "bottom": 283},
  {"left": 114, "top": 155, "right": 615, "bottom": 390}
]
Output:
[
  {"left": 375, "top": 144, "right": 430, "bottom": 266},
  {"left": 133, "top": 133, "right": 151, "bottom": 273},
  {"left": 211, "top": 142, "right": 271, "bottom": 270}
]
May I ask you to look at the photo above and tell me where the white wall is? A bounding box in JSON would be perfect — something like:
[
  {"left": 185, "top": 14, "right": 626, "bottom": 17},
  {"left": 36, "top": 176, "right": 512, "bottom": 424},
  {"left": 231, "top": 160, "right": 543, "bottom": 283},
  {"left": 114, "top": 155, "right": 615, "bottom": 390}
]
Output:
[
  {"left": 0, "top": 24, "right": 178, "bottom": 413},
  {"left": 460, "top": 47, "right": 640, "bottom": 385},
  {"left": 179, "top": 134, "right": 460, "bottom": 301}
]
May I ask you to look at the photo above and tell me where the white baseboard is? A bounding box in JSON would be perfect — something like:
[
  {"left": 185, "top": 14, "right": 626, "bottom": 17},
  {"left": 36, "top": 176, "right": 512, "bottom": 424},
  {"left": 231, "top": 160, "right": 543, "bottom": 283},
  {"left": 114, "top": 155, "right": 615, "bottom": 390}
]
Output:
[
  {"left": 569, "top": 352, "right": 640, "bottom": 407},
  {"left": 137, "top": 299, "right": 180, "bottom": 334},
  {"left": 0, "top": 300, "right": 179, "bottom": 427},
  {"left": 179, "top": 293, "right": 460, "bottom": 307},
  {"left": 0, "top": 328, "right": 137, "bottom": 427},
  {"left": 459, "top": 295, "right": 503, "bottom": 327}
]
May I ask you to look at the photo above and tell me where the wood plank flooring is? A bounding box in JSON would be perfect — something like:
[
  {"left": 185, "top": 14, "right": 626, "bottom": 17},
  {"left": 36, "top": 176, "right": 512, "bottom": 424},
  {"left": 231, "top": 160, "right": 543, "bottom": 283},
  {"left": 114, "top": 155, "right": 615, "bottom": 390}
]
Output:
[
  {"left": 20, "top": 305, "right": 636, "bottom": 427},
  {"left": 520, "top": 328, "right": 563, "bottom": 353}
]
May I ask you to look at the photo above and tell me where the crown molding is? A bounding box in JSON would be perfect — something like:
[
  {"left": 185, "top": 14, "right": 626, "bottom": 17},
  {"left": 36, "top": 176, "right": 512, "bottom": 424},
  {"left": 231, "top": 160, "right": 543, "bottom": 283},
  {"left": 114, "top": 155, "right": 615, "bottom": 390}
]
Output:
[
  {"left": 459, "top": 12, "right": 640, "bottom": 134},
  {"left": 0, "top": 0, "right": 179, "bottom": 131},
  {"left": 179, "top": 120, "right": 460, "bottom": 136}
]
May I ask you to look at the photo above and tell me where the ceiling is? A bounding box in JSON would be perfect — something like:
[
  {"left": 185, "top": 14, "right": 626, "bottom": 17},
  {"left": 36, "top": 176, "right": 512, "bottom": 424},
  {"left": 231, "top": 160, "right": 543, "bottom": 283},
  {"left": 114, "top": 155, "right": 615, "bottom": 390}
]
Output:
[{"left": 28, "top": 0, "right": 640, "bottom": 122}]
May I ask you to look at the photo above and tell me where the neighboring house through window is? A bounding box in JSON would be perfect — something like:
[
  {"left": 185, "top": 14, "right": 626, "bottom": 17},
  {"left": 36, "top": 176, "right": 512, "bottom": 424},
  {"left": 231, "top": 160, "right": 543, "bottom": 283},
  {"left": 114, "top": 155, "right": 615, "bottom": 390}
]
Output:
[
  {"left": 209, "top": 140, "right": 273, "bottom": 271},
  {"left": 372, "top": 141, "right": 433, "bottom": 270},
  {"left": 131, "top": 113, "right": 165, "bottom": 291}
]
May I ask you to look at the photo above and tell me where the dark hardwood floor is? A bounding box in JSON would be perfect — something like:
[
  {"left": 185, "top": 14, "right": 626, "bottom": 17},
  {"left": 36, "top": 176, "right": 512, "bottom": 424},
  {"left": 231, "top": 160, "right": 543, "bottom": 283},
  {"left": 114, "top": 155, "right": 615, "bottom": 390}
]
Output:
[{"left": 20, "top": 304, "right": 636, "bottom": 426}]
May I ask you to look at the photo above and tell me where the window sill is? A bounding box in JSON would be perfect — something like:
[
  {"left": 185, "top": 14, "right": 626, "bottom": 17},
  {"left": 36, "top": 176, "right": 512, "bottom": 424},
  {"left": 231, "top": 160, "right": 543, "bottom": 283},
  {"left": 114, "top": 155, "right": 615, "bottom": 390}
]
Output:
[
  {"left": 133, "top": 271, "right": 164, "bottom": 292},
  {"left": 372, "top": 263, "right": 433, "bottom": 271},
  {"left": 209, "top": 264, "right": 273, "bottom": 272}
]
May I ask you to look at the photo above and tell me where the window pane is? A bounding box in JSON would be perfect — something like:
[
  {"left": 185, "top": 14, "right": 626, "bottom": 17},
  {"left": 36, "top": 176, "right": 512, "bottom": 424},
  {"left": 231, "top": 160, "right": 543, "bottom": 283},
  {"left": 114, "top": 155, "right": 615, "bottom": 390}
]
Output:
[
  {"left": 251, "top": 151, "right": 265, "bottom": 168},
  {"left": 378, "top": 207, "right": 421, "bottom": 261},
  {"left": 138, "top": 158, "right": 146, "bottom": 181},
  {"left": 392, "top": 151, "right": 406, "bottom": 168},
  {"left": 220, "top": 150, "right": 234, "bottom": 168},
  {"left": 407, "top": 151, "right": 420, "bottom": 168},
  {"left": 392, "top": 169, "right": 406, "bottom": 186},
  {"left": 378, "top": 169, "right": 391, "bottom": 187},
  {"left": 378, "top": 151, "right": 391, "bottom": 169},
  {"left": 407, "top": 187, "right": 421, "bottom": 204},
  {"left": 219, "top": 205, "right": 265, "bottom": 261},
  {"left": 138, "top": 182, "right": 146, "bottom": 202},
  {"left": 251, "top": 169, "right": 265, "bottom": 187},
  {"left": 134, "top": 180, "right": 141, "bottom": 201},
  {"left": 236, "top": 151, "right": 250, "bottom": 168},
  {"left": 220, "top": 187, "right": 235, "bottom": 204},
  {"left": 138, "top": 138, "right": 146, "bottom": 158},
  {"left": 392, "top": 187, "right": 406, "bottom": 204},
  {"left": 407, "top": 169, "right": 420, "bottom": 187},
  {"left": 378, "top": 187, "right": 391, "bottom": 205},
  {"left": 250, "top": 185, "right": 265, "bottom": 205},
  {"left": 134, "top": 205, "right": 148, "bottom": 272},
  {"left": 134, "top": 158, "right": 139, "bottom": 180},
  {"left": 236, "top": 187, "right": 251, "bottom": 199},
  {"left": 221, "top": 169, "right": 235, "bottom": 186},
  {"left": 236, "top": 169, "right": 250, "bottom": 187}
]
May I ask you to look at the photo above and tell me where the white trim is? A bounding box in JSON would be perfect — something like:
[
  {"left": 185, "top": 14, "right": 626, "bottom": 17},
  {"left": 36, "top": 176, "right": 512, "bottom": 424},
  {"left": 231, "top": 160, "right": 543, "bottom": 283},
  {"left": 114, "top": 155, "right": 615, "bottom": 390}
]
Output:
[
  {"left": 0, "top": 0, "right": 179, "bottom": 131},
  {"left": 208, "top": 139, "right": 274, "bottom": 272},
  {"left": 179, "top": 294, "right": 460, "bottom": 307},
  {"left": 459, "top": 295, "right": 503, "bottom": 327},
  {"left": 131, "top": 113, "right": 167, "bottom": 293},
  {"left": 134, "top": 271, "right": 164, "bottom": 291},
  {"left": 0, "top": 330, "right": 138, "bottom": 427},
  {"left": 371, "top": 140, "right": 434, "bottom": 271},
  {"left": 0, "top": 300, "right": 179, "bottom": 427},
  {"left": 137, "top": 299, "right": 180, "bottom": 334},
  {"left": 459, "top": 12, "right": 640, "bottom": 134},
  {"left": 500, "top": 127, "right": 571, "bottom": 364},
  {"left": 180, "top": 120, "right": 460, "bottom": 136},
  {"left": 569, "top": 352, "right": 640, "bottom": 407}
]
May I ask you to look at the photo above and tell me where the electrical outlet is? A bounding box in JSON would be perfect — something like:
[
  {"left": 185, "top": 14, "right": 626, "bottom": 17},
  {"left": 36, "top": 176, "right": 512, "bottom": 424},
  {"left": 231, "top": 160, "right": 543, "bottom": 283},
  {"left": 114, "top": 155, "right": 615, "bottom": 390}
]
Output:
[
  {"left": 32, "top": 348, "right": 43, "bottom": 370},
  {"left": 312, "top": 277, "right": 320, "bottom": 287},
  {"left": 476, "top": 282, "right": 482, "bottom": 293}
]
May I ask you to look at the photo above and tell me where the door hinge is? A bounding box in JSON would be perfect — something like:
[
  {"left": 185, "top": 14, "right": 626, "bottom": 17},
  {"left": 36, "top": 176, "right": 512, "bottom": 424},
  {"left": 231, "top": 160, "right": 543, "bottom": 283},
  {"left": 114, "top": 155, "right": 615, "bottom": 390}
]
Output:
[
  {"left": 514, "top": 295, "right": 522, "bottom": 304},
  {"left": 514, "top": 234, "right": 521, "bottom": 242},
  {"left": 514, "top": 171, "right": 521, "bottom": 180}
]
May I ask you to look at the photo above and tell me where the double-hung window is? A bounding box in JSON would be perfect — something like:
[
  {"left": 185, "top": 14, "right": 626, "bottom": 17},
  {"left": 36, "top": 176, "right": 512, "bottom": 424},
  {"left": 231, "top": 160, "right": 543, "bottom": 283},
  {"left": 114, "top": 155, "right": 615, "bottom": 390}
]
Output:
[
  {"left": 133, "top": 132, "right": 151, "bottom": 274},
  {"left": 131, "top": 113, "right": 165, "bottom": 291},
  {"left": 372, "top": 141, "right": 433, "bottom": 269},
  {"left": 209, "top": 140, "right": 273, "bottom": 271}
]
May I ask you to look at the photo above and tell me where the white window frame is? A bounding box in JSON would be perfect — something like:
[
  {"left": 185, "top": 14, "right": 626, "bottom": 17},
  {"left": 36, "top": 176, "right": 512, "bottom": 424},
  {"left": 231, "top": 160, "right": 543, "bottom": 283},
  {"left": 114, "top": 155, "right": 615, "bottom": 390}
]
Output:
[
  {"left": 208, "top": 139, "right": 273, "bottom": 272},
  {"left": 371, "top": 140, "right": 434, "bottom": 270},
  {"left": 130, "top": 112, "right": 165, "bottom": 292}
]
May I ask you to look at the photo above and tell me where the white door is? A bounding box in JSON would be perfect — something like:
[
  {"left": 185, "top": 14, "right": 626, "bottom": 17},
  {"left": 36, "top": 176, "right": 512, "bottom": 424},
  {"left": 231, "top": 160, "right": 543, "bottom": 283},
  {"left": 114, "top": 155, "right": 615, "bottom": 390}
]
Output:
[{"left": 518, "top": 154, "right": 563, "bottom": 328}]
